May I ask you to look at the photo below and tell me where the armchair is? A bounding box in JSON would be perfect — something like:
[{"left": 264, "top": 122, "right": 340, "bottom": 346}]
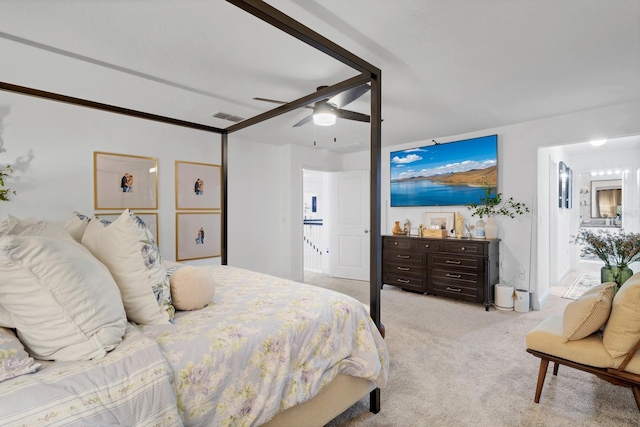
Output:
[{"left": 526, "top": 272, "right": 640, "bottom": 411}]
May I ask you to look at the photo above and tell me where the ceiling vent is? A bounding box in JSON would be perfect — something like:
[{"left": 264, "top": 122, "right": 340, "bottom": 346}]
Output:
[{"left": 212, "top": 112, "right": 245, "bottom": 122}]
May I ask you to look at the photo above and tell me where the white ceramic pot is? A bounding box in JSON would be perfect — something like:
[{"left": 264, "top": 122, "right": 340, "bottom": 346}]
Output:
[
  {"left": 485, "top": 217, "right": 498, "bottom": 239},
  {"left": 475, "top": 219, "right": 486, "bottom": 238}
]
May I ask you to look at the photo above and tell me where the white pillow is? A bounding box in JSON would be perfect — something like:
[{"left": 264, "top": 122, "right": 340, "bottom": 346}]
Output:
[
  {"left": 64, "top": 211, "right": 91, "bottom": 242},
  {"left": 0, "top": 234, "right": 127, "bottom": 361},
  {"left": 82, "top": 209, "right": 175, "bottom": 325},
  {"left": 0, "top": 214, "right": 37, "bottom": 236},
  {"left": 0, "top": 327, "right": 41, "bottom": 382}
]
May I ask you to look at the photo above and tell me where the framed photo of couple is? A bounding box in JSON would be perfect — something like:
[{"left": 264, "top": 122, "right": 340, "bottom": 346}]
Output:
[
  {"left": 93, "top": 151, "right": 158, "bottom": 210},
  {"left": 176, "top": 212, "right": 221, "bottom": 261},
  {"left": 175, "top": 161, "right": 221, "bottom": 210}
]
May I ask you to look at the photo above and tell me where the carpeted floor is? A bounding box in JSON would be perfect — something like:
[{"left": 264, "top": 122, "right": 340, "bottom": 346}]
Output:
[
  {"left": 303, "top": 272, "right": 638, "bottom": 427},
  {"left": 562, "top": 272, "right": 602, "bottom": 300}
]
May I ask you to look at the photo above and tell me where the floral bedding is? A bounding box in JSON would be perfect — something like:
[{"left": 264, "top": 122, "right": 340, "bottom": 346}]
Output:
[
  {"left": 0, "top": 324, "right": 181, "bottom": 426},
  {"left": 139, "top": 265, "right": 389, "bottom": 427}
]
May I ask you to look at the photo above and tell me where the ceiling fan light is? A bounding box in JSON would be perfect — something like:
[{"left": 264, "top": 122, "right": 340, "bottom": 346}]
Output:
[
  {"left": 313, "top": 112, "right": 336, "bottom": 126},
  {"left": 589, "top": 139, "right": 607, "bottom": 147}
]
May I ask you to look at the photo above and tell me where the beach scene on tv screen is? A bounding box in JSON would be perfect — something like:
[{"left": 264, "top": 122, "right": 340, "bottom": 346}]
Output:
[{"left": 390, "top": 135, "right": 498, "bottom": 207}]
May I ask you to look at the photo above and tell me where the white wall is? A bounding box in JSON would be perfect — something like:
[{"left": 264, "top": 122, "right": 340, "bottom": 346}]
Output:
[
  {"left": 0, "top": 90, "right": 221, "bottom": 265},
  {"left": 345, "top": 101, "right": 640, "bottom": 309},
  {"left": 4, "top": 81, "right": 640, "bottom": 306}
]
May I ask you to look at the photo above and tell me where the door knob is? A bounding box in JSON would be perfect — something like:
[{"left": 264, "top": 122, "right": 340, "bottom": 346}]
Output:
[{"left": 364, "top": 230, "right": 369, "bottom": 233}]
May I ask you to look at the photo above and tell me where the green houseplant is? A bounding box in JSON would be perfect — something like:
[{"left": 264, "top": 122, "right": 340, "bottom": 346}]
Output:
[
  {"left": 466, "top": 183, "right": 530, "bottom": 238},
  {"left": 0, "top": 164, "right": 16, "bottom": 201},
  {"left": 571, "top": 228, "right": 640, "bottom": 290}
]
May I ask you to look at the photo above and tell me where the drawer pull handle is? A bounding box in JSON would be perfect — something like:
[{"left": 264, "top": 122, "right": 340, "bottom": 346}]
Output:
[
  {"left": 446, "top": 287, "right": 462, "bottom": 292},
  {"left": 393, "top": 242, "right": 398, "bottom": 245},
  {"left": 445, "top": 260, "right": 461, "bottom": 265},
  {"left": 461, "top": 247, "right": 466, "bottom": 251},
  {"left": 397, "top": 255, "right": 410, "bottom": 259},
  {"left": 397, "top": 279, "right": 410, "bottom": 284},
  {"left": 446, "top": 273, "right": 462, "bottom": 278},
  {"left": 424, "top": 244, "right": 430, "bottom": 248},
  {"left": 397, "top": 267, "right": 410, "bottom": 271}
]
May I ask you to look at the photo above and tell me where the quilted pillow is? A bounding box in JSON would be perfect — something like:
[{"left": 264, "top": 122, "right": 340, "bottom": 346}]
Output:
[
  {"left": 603, "top": 272, "right": 640, "bottom": 358},
  {"left": 0, "top": 327, "right": 41, "bottom": 382},
  {"left": 82, "top": 209, "right": 175, "bottom": 325},
  {"left": 562, "top": 282, "right": 616, "bottom": 342},
  {"left": 63, "top": 211, "right": 91, "bottom": 242},
  {"left": 168, "top": 265, "right": 216, "bottom": 311},
  {"left": 0, "top": 234, "right": 127, "bottom": 361}
]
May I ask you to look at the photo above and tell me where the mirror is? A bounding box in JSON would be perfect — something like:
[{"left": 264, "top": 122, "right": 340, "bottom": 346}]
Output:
[{"left": 591, "top": 179, "right": 622, "bottom": 218}]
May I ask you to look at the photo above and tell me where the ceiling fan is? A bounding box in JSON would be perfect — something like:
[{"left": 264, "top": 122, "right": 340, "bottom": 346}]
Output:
[{"left": 253, "top": 84, "right": 371, "bottom": 127}]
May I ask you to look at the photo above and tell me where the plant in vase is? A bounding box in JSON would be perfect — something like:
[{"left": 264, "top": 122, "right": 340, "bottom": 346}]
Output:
[
  {"left": 466, "top": 183, "right": 530, "bottom": 239},
  {"left": 0, "top": 164, "right": 16, "bottom": 202},
  {"left": 571, "top": 228, "right": 640, "bottom": 291}
]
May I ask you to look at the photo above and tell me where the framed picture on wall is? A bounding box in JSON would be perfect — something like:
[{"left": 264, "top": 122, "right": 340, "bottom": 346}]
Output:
[
  {"left": 94, "top": 151, "right": 158, "bottom": 210},
  {"left": 176, "top": 212, "right": 221, "bottom": 261},
  {"left": 175, "top": 161, "right": 221, "bottom": 210},
  {"left": 95, "top": 212, "right": 159, "bottom": 245}
]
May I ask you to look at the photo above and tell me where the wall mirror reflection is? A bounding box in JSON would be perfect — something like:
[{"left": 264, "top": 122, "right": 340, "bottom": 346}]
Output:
[{"left": 591, "top": 179, "right": 622, "bottom": 218}]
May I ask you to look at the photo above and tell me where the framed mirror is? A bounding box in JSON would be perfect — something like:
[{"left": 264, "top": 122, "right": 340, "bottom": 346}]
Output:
[{"left": 591, "top": 179, "right": 622, "bottom": 218}]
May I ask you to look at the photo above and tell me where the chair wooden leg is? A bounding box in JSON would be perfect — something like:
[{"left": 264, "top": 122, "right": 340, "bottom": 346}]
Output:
[
  {"left": 553, "top": 362, "right": 559, "bottom": 376},
  {"left": 534, "top": 358, "right": 550, "bottom": 403},
  {"left": 632, "top": 386, "right": 640, "bottom": 412}
]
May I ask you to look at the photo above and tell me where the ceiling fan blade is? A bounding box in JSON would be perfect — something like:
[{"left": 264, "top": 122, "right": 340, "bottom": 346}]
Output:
[
  {"left": 335, "top": 109, "right": 370, "bottom": 123},
  {"left": 293, "top": 114, "right": 314, "bottom": 127},
  {"left": 328, "top": 84, "right": 370, "bottom": 109},
  {"left": 253, "top": 97, "right": 287, "bottom": 105},
  {"left": 253, "top": 97, "right": 313, "bottom": 109}
]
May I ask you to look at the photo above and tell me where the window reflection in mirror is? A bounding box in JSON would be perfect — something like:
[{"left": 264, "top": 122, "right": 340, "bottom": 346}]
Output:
[{"left": 591, "top": 179, "right": 622, "bottom": 218}]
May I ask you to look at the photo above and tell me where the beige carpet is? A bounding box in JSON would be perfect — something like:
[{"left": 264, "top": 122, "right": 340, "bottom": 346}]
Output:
[{"left": 303, "top": 272, "right": 638, "bottom": 427}]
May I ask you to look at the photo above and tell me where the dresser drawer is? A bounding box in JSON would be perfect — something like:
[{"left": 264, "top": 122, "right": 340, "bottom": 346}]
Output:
[
  {"left": 430, "top": 254, "right": 481, "bottom": 271},
  {"left": 384, "top": 261, "right": 425, "bottom": 277},
  {"left": 383, "top": 273, "right": 426, "bottom": 292},
  {"left": 384, "top": 249, "right": 426, "bottom": 264},
  {"left": 411, "top": 239, "right": 444, "bottom": 252},
  {"left": 383, "top": 237, "right": 411, "bottom": 250},
  {"left": 444, "top": 241, "right": 486, "bottom": 256},
  {"left": 430, "top": 280, "right": 480, "bottom": 298},
  {"left": 431, "top": 268, "right": 480, "bottom": 286}
]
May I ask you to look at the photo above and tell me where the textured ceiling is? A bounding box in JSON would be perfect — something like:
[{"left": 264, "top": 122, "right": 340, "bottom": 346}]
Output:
[{"left": 0, "top": 0, "right": 639, "bottom": 153}]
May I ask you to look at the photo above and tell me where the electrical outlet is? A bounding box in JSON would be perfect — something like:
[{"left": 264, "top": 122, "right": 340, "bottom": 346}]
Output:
[{"left": 519, "top": 267, "right": 526, "bottom": 281}]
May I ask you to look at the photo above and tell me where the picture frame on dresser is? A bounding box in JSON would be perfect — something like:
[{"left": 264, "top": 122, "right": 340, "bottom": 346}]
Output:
[
  {"left": 423, "top": 212, "right": 455, "bottom": 237},
  {"left": 94, "top": 151, "right": 158, "bottom": 210},
  {"left": 175, "top": 161, "right": 221, "bottom": 210},
  {"left": 176, "top": 212, "right": 221, "bottom": 261}
]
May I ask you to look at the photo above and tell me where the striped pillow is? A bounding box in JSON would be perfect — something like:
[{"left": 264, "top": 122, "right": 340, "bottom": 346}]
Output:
[{"left": 562, "top": 282, "right": 616, "bottom": 342}]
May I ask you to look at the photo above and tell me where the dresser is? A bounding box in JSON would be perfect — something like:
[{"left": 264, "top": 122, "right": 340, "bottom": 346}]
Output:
[{"left": 382, "top": 235, "right": 500, "bottom": 310}]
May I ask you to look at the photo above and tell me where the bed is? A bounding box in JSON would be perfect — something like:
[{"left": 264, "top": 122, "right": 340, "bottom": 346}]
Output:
[
  {"left": 0, "top": 212, "right": 388, "bottom": 426},
  {"left": 0, "top": 0, "right": 385, "bottom": 424}
]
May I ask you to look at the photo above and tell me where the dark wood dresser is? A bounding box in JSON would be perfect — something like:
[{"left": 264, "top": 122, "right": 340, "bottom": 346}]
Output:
[{"left": 382, "top": 235, "right": 500, "bottom": 310}]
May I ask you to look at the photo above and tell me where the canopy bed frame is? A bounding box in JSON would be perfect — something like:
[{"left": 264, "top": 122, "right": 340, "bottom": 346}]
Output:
[{"left": 0, "top": 0, "right": 383, "bottom": 421}]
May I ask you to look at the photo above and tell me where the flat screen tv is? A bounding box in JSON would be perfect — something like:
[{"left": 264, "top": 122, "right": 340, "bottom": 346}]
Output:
[{"left": 390, "top": 134, "right": 498, "bottom": 207}]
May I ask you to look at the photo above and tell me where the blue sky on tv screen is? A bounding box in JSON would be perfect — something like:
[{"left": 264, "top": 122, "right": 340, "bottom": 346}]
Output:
[{"left": 390, "top": 135, "right": 497, "bottom": 181}]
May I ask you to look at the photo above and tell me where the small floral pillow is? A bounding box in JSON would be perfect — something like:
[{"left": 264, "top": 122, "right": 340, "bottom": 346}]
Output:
[{"left": 0, "top": 327, "right": 41, "bottom": 382}]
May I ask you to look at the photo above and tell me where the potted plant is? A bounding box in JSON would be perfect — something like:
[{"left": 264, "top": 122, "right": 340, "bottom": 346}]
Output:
[
  {"left": 0, "top": 164, "right": 15, "bottom": 201},
  {"left": 466, "top": 183, "right": 530, "bottom": 238},
  {"left": 571, "top": 228, "right": 640, "bottom": 290}
]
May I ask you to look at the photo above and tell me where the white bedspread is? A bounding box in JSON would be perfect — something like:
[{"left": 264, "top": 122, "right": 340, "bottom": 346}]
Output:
[
  {"left": 0, "top": 324, "right": 181, "bottom": 426},
  {"left": 139, "top": 265, "right": 389, "bottom": 427}
]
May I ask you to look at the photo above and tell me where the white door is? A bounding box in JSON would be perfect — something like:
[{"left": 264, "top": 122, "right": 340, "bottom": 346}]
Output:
[{"left": 330, "top": 170, "right": 370, "bottom": 280}]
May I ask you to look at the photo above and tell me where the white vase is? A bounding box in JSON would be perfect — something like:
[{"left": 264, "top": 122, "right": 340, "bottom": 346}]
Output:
[
  {"left": 485, "top": 217, "right": 498, "bottom": 239},
  {"left": 475, "top": 219, "right": 486, "bottom": 238}
]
